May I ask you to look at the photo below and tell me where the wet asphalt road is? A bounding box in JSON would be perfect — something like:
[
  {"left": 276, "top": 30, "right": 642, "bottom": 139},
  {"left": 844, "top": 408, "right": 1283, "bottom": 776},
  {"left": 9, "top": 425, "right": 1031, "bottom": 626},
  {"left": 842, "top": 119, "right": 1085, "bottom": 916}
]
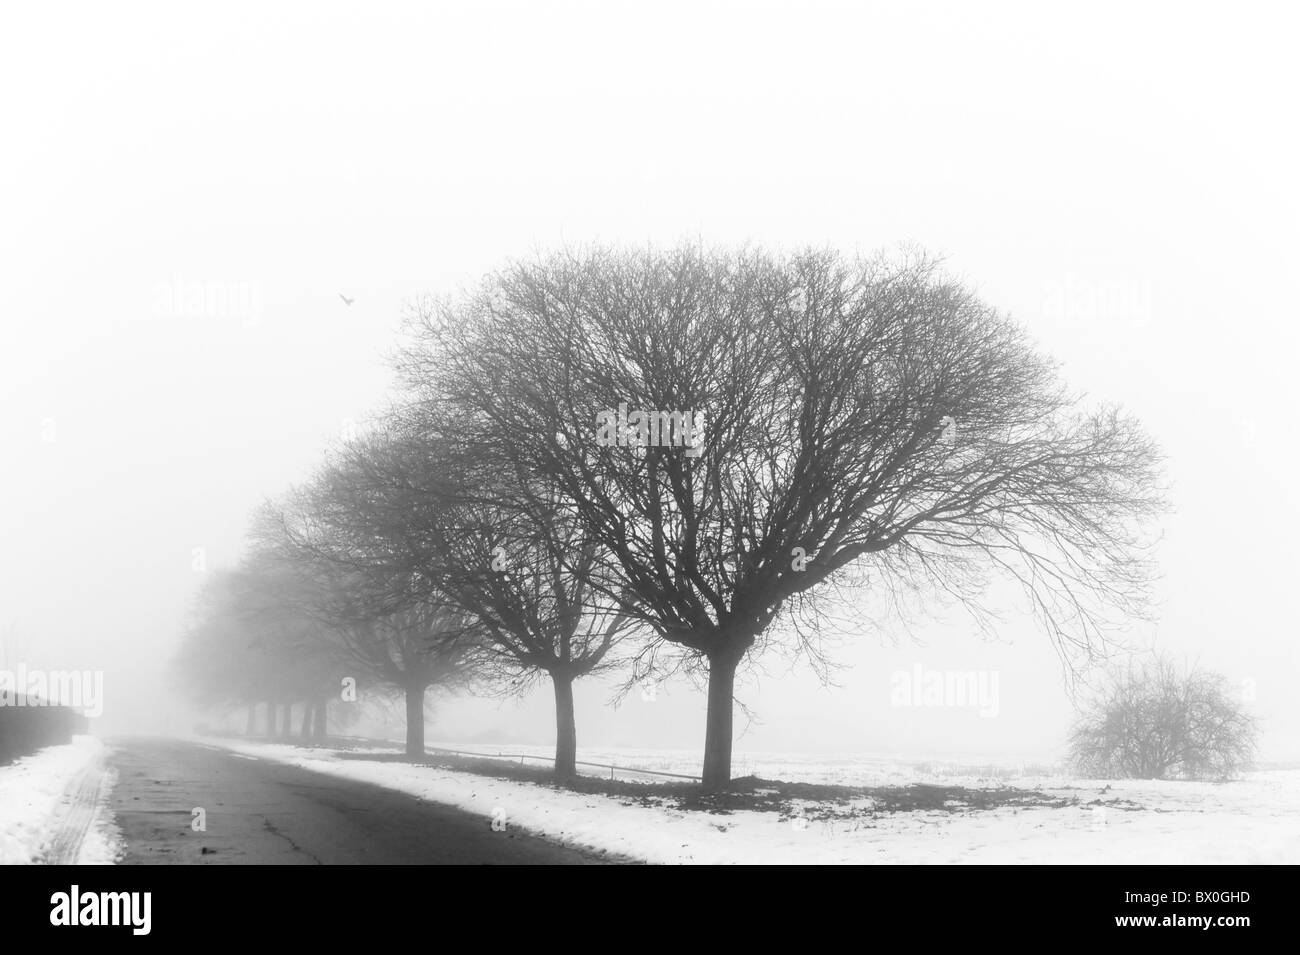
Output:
[{"left": 108, "top": 737, "right": 618, "bottom": 864}]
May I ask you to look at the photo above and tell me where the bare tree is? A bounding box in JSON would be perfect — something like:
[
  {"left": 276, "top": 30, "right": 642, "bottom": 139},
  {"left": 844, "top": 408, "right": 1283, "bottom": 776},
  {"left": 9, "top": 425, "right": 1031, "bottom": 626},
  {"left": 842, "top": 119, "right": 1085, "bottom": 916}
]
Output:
[
  {"left": 1070, "top": 656, "right": 1257, "bottom": 780},
  {"left": 286, "top": 426, "right": 634, "bottom": 778},
  {"left": 400, "top": 244, "right": 1165, "bottom": 790},
  {"left": 257, "top": 484, "right": 482, "bottom": 758},
  {"left": 176, "top": 565, "right": 347, "bottom": 740}
]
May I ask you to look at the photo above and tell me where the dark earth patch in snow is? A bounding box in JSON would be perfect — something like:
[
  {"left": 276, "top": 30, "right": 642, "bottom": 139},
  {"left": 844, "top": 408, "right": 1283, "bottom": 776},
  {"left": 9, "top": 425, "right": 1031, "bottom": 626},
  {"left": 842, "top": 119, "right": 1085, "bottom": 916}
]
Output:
[{"left": 337, "top": 749, "right": 1082, "bottom": 820}]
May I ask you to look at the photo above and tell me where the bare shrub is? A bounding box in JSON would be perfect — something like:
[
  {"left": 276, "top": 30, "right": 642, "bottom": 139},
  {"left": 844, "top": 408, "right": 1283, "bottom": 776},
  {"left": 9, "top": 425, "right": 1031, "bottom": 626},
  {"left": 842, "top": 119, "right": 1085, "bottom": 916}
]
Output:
[{"left": 1069, "top": 657, "right": 1257, "bottom": 780}]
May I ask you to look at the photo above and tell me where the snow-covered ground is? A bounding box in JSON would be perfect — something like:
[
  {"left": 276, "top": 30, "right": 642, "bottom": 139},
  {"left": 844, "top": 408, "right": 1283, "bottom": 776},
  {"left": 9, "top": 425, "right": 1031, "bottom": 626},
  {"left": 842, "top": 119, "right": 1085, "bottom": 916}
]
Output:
[
  {"left": 203, "top": 738, "right": 1300, "bottom": 864},
  {"left": 0, "top": 736, "right": 122, "bottom": 865}
]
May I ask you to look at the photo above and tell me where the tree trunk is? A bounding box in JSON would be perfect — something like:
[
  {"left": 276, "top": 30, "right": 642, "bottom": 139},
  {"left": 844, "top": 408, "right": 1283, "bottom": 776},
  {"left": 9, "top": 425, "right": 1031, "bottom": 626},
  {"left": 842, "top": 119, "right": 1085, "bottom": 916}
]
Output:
[
  {"left": 245, "top": 704, "right": 255, "bottom": 736},
  {"left": 312, "top": 698, "right": 327, "bottom": 740},
  {"left": 552, "top": 674, "right": 577, "bottom": 780},
  {"left": 279, "top": 702, "right": 292, "bottom": 739},
  {"left": 299, "top": 702, "right": 313, "bottom": 740},
  {"left": 267, "top": 700, "right": 277, "bottom": 738},
  {"left": 404, "top": 684, "right": 427, "bottom": 757},
  {"left": 701, "top": 649, "right": 742, "bottom": 792}
]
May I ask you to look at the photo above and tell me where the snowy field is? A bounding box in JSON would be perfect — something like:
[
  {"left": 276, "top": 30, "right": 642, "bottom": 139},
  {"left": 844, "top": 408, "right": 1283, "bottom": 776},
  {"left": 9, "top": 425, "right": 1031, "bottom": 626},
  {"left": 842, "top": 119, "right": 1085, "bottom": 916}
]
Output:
[
  {"left": 0, "top": 736, "right": 122, "bottom": 865},
  {"left": 203, "top": 738, "right": 1300, "bottom": 864}
]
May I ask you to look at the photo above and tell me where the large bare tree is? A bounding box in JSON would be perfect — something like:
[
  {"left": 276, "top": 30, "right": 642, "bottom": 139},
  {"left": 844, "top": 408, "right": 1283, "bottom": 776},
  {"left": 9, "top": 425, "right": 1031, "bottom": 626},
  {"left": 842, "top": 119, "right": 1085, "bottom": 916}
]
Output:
[{"left": 400, "top": 244, "right": 1164, "bottom": 790}]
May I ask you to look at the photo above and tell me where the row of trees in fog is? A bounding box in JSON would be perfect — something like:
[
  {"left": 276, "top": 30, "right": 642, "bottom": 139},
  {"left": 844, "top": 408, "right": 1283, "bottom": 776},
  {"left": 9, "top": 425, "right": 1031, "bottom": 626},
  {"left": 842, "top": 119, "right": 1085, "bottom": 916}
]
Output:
[{"left": 177, "top": 244, "right": 1165, "bottom": 791}]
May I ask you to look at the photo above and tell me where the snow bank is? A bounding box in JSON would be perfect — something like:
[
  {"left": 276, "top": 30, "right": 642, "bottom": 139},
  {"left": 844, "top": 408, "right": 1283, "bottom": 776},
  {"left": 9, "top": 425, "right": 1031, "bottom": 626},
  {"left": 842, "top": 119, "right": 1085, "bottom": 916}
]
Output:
[{"left": 0, "top": 735, "right": 122, "bottom": 864}]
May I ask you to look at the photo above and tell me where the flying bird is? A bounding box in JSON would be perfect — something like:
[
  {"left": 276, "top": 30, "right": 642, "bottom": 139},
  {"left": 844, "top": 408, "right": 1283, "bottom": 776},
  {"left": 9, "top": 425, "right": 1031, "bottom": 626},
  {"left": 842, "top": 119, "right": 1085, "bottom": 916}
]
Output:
[{"left": 339, "top": 293, "right": 354, "bottom": 306}]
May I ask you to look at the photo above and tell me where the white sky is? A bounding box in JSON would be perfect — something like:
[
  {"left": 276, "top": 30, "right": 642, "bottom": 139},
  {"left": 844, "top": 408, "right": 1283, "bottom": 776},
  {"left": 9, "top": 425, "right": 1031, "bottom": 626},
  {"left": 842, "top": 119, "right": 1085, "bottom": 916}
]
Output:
[{"left": 2, "top": 1, "right": 1297, "bottom": 761}]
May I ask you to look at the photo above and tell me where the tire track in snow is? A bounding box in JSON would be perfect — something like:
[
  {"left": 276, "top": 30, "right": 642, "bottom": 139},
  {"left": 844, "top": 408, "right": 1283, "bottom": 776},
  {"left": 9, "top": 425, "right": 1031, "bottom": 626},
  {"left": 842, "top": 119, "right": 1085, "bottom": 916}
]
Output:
[{"left": 39, "top": 754, "right": 107, "bottom": 864}]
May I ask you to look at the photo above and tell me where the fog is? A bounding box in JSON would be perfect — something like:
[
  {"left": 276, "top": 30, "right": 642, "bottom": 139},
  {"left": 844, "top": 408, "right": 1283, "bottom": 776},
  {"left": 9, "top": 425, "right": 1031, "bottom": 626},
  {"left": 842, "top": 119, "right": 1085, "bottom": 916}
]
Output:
[{"left": 3, "top": 1, "right": 1297, "bottom": 763}]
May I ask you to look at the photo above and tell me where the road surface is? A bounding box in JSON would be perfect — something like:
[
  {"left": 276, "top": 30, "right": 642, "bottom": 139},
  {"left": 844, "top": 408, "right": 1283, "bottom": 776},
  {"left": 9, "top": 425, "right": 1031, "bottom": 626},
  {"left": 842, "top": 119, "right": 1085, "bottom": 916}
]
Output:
[{"left": 107, "top": 737, "right": 620, "bottom": 864}]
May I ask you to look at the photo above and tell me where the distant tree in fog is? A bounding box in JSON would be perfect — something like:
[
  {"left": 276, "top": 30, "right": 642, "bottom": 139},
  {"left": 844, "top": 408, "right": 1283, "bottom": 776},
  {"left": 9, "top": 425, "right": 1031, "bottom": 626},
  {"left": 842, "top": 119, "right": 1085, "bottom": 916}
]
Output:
[
  {"left": 256, "top": 491, "right": 482, "bottom": 758},
  {"left": 1069, "top": 656, "right": 1257, "bottom": 780},
  {"left": 226, "top": 553, "right": 353, "bottom": 740},
  {"left": 176, "top": 566, "right": 345, "bottom": 740}
]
